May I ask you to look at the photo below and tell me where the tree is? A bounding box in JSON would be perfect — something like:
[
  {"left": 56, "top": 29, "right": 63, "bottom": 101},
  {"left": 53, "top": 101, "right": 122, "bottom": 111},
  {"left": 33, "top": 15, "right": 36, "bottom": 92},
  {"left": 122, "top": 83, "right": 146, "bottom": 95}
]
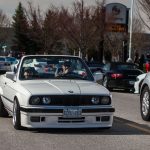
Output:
[
  {"left": 91, "top": 0, "right": 105, "bottom": 62},
  {"left": 12, "top": 2, "right": 30, "bottom": 54},
  {"left": 58, "top": 0, "right": 104, "bottom": 60},
  {"left": 0, "top": 9, "right": 10, "bottom": 52},
  {"left": 25, "top": 2, "right": 44, "bottom": 54},
  {"left": 43, "top": 6, "right": 62, "bottom": 54},
  {"left": 137, "top": 0, "right": 150, "bottom": 31},
  {"left": 131, "top": 18, "right": 145, "bottom": 55}
]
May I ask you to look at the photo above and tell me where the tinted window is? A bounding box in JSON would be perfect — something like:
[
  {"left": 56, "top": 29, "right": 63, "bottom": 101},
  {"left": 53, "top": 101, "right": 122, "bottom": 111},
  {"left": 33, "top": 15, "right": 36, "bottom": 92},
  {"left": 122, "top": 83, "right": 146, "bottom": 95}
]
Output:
[
  {"left": 0, "top": 58, "right": 5, "bottom": 61},
  {"left": 112, "top": 64, "right": 138, "bottom": 70}
]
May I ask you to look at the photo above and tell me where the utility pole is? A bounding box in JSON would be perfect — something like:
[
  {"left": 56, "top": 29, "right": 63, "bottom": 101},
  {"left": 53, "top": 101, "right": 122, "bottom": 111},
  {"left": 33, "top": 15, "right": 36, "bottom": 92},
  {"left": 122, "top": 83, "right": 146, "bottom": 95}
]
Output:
[{"left": 128, "top": 0, "right": 134, "bottom": 62}]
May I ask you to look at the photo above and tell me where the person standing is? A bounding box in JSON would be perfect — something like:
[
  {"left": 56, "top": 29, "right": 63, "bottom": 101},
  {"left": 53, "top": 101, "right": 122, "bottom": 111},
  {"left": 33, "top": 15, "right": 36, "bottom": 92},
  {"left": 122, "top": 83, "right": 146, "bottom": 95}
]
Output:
[
  {"left": 139, "top": 54, "right": 145, "bottom": 71},
  {"left": 134, "top": 52, "right": 139, "bottom": 66}
]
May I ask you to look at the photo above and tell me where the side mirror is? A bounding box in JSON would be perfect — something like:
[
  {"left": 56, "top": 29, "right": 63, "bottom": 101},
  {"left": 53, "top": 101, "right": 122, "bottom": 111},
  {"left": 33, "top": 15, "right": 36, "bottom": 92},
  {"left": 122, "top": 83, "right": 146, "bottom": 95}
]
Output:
[{"left": 5, "top": 72, "right": 16, "bottom": 81}]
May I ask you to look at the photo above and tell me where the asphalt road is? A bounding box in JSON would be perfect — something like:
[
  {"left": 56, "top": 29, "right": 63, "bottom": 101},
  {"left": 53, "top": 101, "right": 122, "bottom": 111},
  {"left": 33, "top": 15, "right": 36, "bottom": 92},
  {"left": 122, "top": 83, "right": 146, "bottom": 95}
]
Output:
[{"left": 0, "top": 91, "right": 150, "bottom": 150}]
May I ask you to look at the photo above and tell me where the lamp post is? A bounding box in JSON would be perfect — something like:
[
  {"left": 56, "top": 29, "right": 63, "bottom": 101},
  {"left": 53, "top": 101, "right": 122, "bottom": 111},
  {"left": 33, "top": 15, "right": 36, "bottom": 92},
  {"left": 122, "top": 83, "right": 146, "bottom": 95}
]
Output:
[{"left": 128, "top": 0, "right": 134, "bottom": 62}]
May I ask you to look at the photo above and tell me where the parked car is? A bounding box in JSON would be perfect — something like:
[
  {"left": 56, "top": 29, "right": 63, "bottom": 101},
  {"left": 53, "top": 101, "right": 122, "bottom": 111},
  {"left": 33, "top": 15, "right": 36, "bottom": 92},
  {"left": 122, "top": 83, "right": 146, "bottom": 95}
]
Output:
[
  {"left": 102, "top": 62, "right": 144, "bottom": 92},
  {"left": 87, "top": 62, "right": 104, "bottom": 84},
  {"left": 140, "top": 72, "right": 150, "bottom": 121},
  {"left": 0, "top": 55, "right": 115, "bottom": 130},
  {"left": 134, "top": 73, "right": 146, "bottom": 94},
  {"left": 0, "top": 56, "right": 17, "bottom": 64},
  {"left": 0, "top": 61, "right": 11, "bottom": 74}
]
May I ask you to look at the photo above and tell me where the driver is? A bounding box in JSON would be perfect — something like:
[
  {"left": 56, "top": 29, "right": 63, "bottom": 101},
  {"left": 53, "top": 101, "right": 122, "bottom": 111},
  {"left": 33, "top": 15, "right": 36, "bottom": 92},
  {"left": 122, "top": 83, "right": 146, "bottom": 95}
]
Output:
[
  {"left": 56, "top": 61, "right": 72, "bottom": 77},
  {"left": 62, "top": 61, "right": 72, "bottom": 74}
]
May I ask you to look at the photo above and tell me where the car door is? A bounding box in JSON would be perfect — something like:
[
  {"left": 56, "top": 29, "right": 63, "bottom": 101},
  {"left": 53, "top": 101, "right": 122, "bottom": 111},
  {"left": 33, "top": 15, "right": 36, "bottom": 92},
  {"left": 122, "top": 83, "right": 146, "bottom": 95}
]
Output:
[{"left": 2, "top": 75, "right": 17, "bottom": 113}]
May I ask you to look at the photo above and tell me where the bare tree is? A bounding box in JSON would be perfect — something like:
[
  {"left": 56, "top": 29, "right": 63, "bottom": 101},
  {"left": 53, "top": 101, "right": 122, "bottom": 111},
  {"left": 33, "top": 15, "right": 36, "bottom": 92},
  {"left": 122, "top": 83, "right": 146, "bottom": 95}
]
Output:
[
  {"left": 25, "top": 2, "right": 44, "bottom": 54},
  {"left": 137, "top": 0, "right": 150, "bottom": 31},
  {"left": 58, "top": 0, "right": 94, "bottom": 57},
  {"left": 132, "top": 18, "right": 145, "bottom": 55},
  {"left": 0, "top": 9, "right": 10, "bottom": 27},
  {"left": 58, "top": 0, "right": 106, "bottom": 60},
  {"left": 43, "top": 6, "right": 62, "bottom": 54},
  {"left": 0, "top": 9, "right": 10, "bottom": 53}
]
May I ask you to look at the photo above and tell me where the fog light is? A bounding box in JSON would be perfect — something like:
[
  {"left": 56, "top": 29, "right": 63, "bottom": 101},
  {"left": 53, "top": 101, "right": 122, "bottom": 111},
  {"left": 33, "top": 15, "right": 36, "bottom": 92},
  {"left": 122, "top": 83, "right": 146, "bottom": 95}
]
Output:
[
  {"left": 101, "top": 116, "right": 110, "bottom": 122},
  {"left": 96, "top": 116, "right": 100, "bottom": 122},
  {"left": 30, "top": 116, "right": 40, "bottom": 122}
]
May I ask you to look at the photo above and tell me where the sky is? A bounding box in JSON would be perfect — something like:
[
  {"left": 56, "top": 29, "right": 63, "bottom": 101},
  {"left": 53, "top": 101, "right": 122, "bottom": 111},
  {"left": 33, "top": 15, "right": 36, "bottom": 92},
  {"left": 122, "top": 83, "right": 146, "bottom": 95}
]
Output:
[
  {"left": 1, "top": 0, "right": 147, "bottom": 32},
  {"left": 0, "top": 0, "right": 131, "bottom": 19}
]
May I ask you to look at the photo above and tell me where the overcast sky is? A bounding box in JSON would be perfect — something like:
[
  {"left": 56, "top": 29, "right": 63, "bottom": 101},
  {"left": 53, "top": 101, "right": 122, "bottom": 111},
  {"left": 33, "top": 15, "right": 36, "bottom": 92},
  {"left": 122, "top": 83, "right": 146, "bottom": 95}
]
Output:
[{"left": 0, "top": 0, "right": 131, "bottom": 19}]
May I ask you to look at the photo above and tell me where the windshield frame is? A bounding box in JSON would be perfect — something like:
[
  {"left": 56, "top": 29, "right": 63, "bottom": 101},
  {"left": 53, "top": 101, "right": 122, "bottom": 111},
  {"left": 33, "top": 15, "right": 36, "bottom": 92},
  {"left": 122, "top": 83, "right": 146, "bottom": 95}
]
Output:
[{"left": 18, "top": 55, "right": 94, "bottom": 81}]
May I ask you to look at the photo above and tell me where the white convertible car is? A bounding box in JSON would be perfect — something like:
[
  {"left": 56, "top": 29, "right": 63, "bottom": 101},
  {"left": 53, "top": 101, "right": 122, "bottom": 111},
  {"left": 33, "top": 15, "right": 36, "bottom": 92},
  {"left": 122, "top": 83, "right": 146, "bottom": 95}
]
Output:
[{"left": 0, "top": 55, "right": 115, "bottom": 130}]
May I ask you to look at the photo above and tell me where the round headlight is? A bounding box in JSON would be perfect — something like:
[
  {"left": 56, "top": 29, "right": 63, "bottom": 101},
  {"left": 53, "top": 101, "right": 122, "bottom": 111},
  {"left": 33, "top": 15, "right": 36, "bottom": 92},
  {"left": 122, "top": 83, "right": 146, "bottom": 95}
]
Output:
[
  {"left": 91, "top": 97, "right": 100, "bottom": 105},
  {"left": 30, "top": 96, "right": 41, "bottom": 105},
  {"left": 42, "top": 96, "right": 51, "bottom": 105},
  {"left": 101, "top": 97, "right": 110, "bottom": 105}
]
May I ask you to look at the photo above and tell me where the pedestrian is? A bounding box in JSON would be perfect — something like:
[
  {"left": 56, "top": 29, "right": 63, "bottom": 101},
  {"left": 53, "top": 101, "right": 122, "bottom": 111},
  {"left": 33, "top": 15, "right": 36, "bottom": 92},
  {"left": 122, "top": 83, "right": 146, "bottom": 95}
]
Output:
[
  {"left": 134, "top": 52, "right": 139, "bottom": 66},
  {"left": 139, "top": 54, "right": 145, "bottom": 71},
  {"left": 145, "top": 61, "right": 150, "bottom": 72}
]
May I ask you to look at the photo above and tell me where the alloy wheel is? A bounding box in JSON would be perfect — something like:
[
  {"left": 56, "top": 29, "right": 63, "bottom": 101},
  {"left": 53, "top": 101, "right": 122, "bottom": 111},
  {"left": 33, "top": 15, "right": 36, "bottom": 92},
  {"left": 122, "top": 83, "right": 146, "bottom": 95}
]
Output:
[{"left": 142, "top": 91, "right": 150, "bottom": 116}]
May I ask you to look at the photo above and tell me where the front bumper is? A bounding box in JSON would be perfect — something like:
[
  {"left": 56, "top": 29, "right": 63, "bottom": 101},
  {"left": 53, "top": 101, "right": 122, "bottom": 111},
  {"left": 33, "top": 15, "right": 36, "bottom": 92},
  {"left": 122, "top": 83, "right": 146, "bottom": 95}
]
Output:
[{"left": 20, "top": 106, "right": 115, "bottom": 128}]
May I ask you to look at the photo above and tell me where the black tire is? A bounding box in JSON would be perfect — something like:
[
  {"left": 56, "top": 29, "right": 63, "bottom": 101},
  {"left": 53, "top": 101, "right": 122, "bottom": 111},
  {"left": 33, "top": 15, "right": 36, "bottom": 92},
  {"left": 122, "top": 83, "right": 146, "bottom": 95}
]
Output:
[
  {"left": 12, "top": 99, "right": 22, "bottom": 130},
  {"left": 0, "top": 96, "right": 9, "bottom": 117},
  {"left": 140, "top": 86, "right": 150, "bottom": 121}
]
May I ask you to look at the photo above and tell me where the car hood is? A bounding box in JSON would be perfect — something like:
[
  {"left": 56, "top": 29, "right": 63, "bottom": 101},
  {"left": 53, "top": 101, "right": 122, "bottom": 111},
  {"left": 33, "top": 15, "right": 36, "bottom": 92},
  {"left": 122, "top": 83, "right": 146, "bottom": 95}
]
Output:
[{"left": 21, "top": 80, "right": 110, "bottom": 95}]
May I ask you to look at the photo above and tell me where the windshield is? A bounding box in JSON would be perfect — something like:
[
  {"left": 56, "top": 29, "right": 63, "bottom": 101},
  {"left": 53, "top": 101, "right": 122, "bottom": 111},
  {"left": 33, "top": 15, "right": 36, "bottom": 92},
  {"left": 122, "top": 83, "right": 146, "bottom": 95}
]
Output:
[
  {"left": 112, "top": 64, "right": 138, "bottom": 70},
  {"left": 19, "top": 56, "right": 94, "bottom": 81}
]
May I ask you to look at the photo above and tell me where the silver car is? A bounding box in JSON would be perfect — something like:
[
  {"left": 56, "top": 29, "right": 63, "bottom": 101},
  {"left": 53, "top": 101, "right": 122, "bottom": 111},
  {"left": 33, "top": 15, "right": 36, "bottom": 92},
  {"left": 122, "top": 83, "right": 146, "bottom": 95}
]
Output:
[
  {"left": 0, "top": 55, "right": 115, "bottom": 130},
  {"left": 140, "top": 72, "right": 150, "bottom": 121}
]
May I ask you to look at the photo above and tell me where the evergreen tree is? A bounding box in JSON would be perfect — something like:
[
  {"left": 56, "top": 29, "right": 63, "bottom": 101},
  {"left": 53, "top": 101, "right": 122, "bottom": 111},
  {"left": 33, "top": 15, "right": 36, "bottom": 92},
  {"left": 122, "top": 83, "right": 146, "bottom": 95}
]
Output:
[
  {"left": 12, "top": 2, "right": 30, "bottom": 54},
  {"left": 29, "top": 10, "right": 43, "bottom": 54}
]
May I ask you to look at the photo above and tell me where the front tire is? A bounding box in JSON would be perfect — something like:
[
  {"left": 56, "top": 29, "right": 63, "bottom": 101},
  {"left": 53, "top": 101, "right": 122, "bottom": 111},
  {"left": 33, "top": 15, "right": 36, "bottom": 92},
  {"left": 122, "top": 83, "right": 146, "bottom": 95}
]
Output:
[
  {"left": 140, "top": 86, "right": 150, "bottom": 121},
  {"left": 0, "top": 96, "right": 8, "bottom": 117},
  {"left": 13, "top": 99, "right": 22, "bottom": 130}
]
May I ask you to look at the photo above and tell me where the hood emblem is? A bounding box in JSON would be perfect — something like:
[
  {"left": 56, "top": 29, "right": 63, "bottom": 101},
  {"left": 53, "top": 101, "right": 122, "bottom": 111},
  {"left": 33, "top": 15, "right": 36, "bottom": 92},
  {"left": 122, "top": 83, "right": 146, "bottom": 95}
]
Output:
[{"left": 68, "top": 90, "right": 74, "bottom": 93}]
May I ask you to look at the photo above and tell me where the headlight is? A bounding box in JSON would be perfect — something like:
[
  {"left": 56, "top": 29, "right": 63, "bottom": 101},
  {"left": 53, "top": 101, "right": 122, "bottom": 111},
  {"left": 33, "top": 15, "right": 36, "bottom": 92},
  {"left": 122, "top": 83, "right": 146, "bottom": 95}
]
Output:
[
  {"left": 30, "top": 96, "right": 41, "bottom": 105},
  {"left": 42, "top": 96, "right": 51, "bottom": 105},
  {"left": 101, "top": 96, "right": 111, "bottom": 105},
  {"left": 91, "top": 97, "right": 100, "bottom": 104}
]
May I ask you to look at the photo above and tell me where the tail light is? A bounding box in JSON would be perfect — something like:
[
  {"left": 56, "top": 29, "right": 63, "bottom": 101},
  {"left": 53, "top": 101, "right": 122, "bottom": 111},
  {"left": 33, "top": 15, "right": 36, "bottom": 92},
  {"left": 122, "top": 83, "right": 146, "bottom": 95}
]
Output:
[{"left": 111, "top": 73, "right": 123, "bottom": 79}]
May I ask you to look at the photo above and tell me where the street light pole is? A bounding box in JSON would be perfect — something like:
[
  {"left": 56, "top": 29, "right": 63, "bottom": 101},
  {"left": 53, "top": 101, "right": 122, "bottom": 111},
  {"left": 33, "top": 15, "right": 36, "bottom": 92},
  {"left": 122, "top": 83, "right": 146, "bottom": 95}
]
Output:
[{"left": 128, "top": 0, "right": 134, "bottom": 62}]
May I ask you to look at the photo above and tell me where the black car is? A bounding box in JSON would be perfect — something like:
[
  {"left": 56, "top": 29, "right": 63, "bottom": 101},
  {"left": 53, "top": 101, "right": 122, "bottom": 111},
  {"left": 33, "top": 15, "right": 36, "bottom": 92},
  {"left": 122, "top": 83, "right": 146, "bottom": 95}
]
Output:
[
  {"left": 102, "top": 62, "right": 144, "bottom": 92},
  {"left": 86, "top": 62, "right": 104, "bottom": 73}
]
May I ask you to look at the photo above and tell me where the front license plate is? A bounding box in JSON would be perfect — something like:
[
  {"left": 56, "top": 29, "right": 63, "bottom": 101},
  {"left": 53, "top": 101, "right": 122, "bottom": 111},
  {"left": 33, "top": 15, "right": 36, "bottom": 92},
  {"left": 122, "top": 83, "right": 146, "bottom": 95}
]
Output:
[
  {"left": 63, "top": 107, "right": 82, "bottom": 118},
  {"left": 129, "top": 81, "right": 135, "bottom": 85}
]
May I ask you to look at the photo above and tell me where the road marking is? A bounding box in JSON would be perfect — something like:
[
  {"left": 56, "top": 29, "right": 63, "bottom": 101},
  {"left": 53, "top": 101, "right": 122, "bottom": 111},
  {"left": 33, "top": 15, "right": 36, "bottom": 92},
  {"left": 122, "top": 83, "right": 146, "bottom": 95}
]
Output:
[
  {"left": 115, "top": 118, "right": 150, "bottom": 134},
  {"left": 127, "top": 123, "right": 150, "bottom": 134}
]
